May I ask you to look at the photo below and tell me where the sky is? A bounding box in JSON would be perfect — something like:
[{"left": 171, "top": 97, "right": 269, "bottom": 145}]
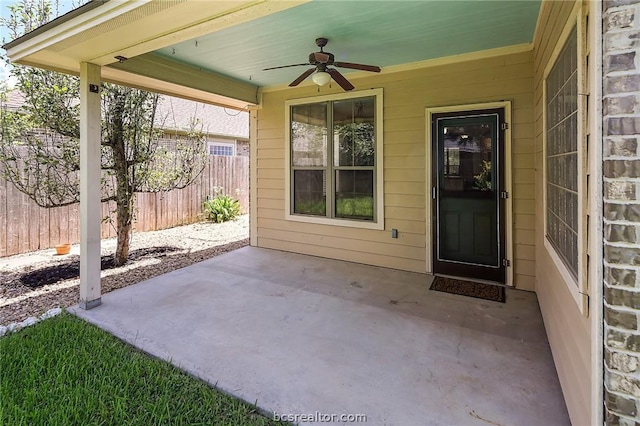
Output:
[{"left": 0, "top": 0, "right": 76, "bottom": 84}]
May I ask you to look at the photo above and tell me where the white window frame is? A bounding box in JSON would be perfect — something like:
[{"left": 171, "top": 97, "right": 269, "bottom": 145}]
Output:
[
  {"left": 542, "top": 2, "right": 588, "bottom": 314},
  {"left": 207, "top": 141, "right": 235, "bottom": 156},
  {"left": 285, "top": 88, "right": 384, "bottom": 230}
]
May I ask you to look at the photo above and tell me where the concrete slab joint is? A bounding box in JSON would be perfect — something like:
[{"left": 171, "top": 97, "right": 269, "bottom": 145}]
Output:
[{"left": 603, "top": 1, "right": 640, "bottom": 423}]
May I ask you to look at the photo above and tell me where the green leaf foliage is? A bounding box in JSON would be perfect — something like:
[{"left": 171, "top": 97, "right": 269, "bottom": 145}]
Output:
[{"left": 204, "top": 194, "right": 241, "bottom": 223}]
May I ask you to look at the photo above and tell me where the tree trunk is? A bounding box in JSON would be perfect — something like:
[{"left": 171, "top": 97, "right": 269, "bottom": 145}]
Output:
[
  {"left": 114, "top": 200, "right": 132, "bottom": 266},
  {"left": 111, "top": 93, "right": 133, "bottom": 267}
]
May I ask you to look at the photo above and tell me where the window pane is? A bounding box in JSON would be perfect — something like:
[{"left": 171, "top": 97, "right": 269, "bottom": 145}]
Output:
[
  {"left": 291, "top": 103, "right": 327, "bottom": 167},
  {"left": 545, "top": 26, "right": 578, "bottom": 281},
  {"left": 333, "top": 97, "right": 375, "bottom": 167},
  {"left": 293, "top": 170, "right": 326, "bottom": 215},
  {"left": 335, "top": 170, "right": 374, "bottom": 220},
  {"left": 210, "top": 145, "right": 233, "bottom": 156}
]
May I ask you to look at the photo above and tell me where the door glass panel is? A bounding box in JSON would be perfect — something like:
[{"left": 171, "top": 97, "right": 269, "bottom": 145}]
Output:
[{"left": 441, "top": 123, "right": 494, "bottom": 192}]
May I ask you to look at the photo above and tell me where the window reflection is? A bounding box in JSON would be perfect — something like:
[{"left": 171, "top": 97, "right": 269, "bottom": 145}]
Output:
[
  {"left": 291, "top": 103, "right": 327, "bottom": 167},
  {"left": 442, "top": 124, "right": 493, "bottom": 191}
]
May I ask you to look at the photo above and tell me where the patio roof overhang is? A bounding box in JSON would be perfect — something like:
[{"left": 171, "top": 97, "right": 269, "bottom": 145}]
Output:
[
  {"left": 4, "top": 0, "right": 542, "bottom": 108},
  {"left": 3, "top": 0, "right": 312, "bottom": 109}
]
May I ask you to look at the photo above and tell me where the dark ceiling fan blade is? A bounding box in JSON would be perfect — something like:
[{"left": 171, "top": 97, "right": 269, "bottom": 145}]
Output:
[
  {"left": 263, "top": 63, "right": 310, "bottom": 71},
  {"left": 333, "top": 61, "right": 381, "bottom": 73},
  {"left": 289, "top": 68, "right": 316, "bottom": 87},
  {"left": 327, "top": 68, "right": 354, "bottom": 91}
]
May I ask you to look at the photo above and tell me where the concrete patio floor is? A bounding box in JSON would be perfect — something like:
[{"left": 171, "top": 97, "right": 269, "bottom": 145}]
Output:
[{"left": 71, "top": 246, "right": 569, "bottom": 425}]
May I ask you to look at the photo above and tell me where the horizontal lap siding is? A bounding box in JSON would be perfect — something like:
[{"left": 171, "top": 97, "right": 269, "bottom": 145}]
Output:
[
  {"left": 256, "top": 50, "right": 534, "bottom": 280},
  {"left": 532, "top": 1, "right": 591, "bottom": 425}
]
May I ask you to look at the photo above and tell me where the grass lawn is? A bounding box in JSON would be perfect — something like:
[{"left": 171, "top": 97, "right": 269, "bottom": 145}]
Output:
[{"left": 1, "top": 313, "right": 288, "bottom": 426}]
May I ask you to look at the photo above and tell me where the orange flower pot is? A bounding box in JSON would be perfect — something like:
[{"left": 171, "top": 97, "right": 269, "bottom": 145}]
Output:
[{"left": 54, "top": 243, "right": 71, "bottom": 255}]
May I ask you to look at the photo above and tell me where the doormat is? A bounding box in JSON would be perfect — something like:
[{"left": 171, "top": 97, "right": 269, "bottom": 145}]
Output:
[{"left": 430, "top": 276, "right": 506, "bottom": 303}]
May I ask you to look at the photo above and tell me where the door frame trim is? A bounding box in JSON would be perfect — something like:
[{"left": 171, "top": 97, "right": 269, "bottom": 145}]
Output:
[{"left": 425, "top": 101, "right": 513, "bottom": 286}]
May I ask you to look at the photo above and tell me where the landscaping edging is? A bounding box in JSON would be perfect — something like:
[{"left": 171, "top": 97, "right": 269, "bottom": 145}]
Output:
[{"left": 0, "top": 307, "right": 62, "bottom": 337}]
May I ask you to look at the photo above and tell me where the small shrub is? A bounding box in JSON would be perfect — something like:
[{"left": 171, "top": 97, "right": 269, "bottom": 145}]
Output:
[{"left": 203, "top": 194, "right": 241, "bottom": 223}]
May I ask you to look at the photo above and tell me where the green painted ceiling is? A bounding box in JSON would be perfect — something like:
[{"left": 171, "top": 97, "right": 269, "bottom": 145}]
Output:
[{"left": 155, "top": 0, "right": 541, "bottom": 88}]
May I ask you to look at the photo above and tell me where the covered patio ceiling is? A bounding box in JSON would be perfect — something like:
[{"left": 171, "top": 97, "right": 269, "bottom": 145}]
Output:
[{"left": 4, "top": 0, "right": 541, "bottom": 108}]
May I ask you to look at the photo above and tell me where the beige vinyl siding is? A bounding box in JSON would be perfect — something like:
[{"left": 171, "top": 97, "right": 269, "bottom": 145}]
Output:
[
  {"left": 533, "top": 1, "right": 591, "bottom": 425},
  {"left": 256, "top": 49, "right": 535, "bottom": 287}
]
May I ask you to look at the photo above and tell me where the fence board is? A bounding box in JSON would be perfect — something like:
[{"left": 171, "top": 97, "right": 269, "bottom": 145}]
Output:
[
  {"left": 159, "top": 192, "right": 167, "bottom": 230},
  {"left": 7, "top": 185, "right": 18, "bottom": 254},
  {"left": 6, "top": 182, "right": 20, "bottom": 255},
  {"left": 18, "top": 191, "right": 30, "bottom": 253},
  {"left": 49, "top": 206, "right": 60, "bottom": 248},
  {"left": 193, "top": 173, "right": 201, "bottom": 221},
  {"left": 29, "top": 193, "right": 40, "bottom": 251},
  {"left": 39, "top": 204, "right": 49, "bottom": 251},
  {"left": 176, "top": 187, "right": 183, "bottom": 225},
  {"left": 0, "top": 155, "right": 249, "bottom": 257},
  {"left": 69, "top": 203, "right": 79, "bottom": 246},
  {"left": 170, "top": 188, "right": 178, "bottom": 227},
  {"left": 134, "top": 194, "right": 145, "bottom": 232},
  {"left": 147, "top": 193, "right": 156, "bottom": 232},
  {"left": 59, "top": 205, "right": 69, "bottom": 245}
]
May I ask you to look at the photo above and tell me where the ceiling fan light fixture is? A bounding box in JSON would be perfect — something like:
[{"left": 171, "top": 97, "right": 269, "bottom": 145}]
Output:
[{"left": 312, "top": 71, "right": 331, "bottom": 86}]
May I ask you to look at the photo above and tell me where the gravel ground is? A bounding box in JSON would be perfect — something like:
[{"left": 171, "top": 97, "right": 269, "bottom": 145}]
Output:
[{"left": 0, "top": 215, "right": 249, "bottom": 325}]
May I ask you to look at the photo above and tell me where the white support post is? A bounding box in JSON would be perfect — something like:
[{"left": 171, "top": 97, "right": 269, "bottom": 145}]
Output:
[
  {"left": 79, "top": 62, "right": 102, "bottom": 310},
  {"left": 249, "top": 108, "right": 258, "bottom": 246}
]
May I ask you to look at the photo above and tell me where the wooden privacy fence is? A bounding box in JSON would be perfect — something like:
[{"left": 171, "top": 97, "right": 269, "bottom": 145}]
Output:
[{"left": 0, "top": 155, "right": 249, "bottom": 257}]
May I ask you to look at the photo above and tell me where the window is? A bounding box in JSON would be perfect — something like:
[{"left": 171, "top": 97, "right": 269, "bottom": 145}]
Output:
[
  {"left": 285, "top": 89, "right": 383, "bottom": 229},
  {"left": 444, "top": 147, "right": 460, "bottom": 176},
  {"left": 545, "top": 26, "right": 579, "bottom": 281},
  {"left": 207, "top": 142, "right": 235, "bottom": 156}
]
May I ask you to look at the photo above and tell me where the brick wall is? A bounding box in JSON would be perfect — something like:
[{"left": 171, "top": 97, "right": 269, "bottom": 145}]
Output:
[{"left": 604, "top": 1, "right": 640, "bottom": 423}]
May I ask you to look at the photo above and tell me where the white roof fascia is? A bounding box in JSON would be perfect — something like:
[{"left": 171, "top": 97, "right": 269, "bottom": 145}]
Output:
[{"left": 5, "top": 1, "right": 150, "bottom": 63}]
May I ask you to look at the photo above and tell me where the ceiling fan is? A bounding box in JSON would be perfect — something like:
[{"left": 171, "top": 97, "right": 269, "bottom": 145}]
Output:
[{"left": 263, "top": 37, "right": 381, "bottom": 91}]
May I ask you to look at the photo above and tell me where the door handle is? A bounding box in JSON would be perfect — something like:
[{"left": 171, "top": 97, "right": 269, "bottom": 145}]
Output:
[{"left": 432, "top": 187, "right": 437, "bottom": 200}]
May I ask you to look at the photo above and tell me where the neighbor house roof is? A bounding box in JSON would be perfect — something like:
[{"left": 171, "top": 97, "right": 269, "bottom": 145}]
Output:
[
  {"left": 156, "top": 96, "right": 248, "bottom": 140},
  {"left": 3, "top": 90, "right": 25, "bottom": 111},
  {"left": 2, "top": 90, "right": 249, "bottom": 140}
]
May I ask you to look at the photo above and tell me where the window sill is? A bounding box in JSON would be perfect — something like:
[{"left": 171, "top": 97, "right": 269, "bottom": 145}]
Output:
[{"left": 285, "top": 212, "right": 384, "bottom": 230}]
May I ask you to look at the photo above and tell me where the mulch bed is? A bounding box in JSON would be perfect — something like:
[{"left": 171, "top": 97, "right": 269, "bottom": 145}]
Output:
[
  {"left": 19, "top": 246, "right": 180, "bottom": 288},
  {"left": 430, "top": 276, "right": 506, "bottom": 303},
  {"left": 1, "top": 239, "right": 248, "bottom": 325}
]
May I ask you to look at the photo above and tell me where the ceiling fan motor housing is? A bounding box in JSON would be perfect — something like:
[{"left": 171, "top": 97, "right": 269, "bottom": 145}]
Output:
[
  {"left": 309, "top": 52, "right": 333, "bottom": 64},
  {"left": 263, "top": 37, "right": 380, "bottom": 91}
]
